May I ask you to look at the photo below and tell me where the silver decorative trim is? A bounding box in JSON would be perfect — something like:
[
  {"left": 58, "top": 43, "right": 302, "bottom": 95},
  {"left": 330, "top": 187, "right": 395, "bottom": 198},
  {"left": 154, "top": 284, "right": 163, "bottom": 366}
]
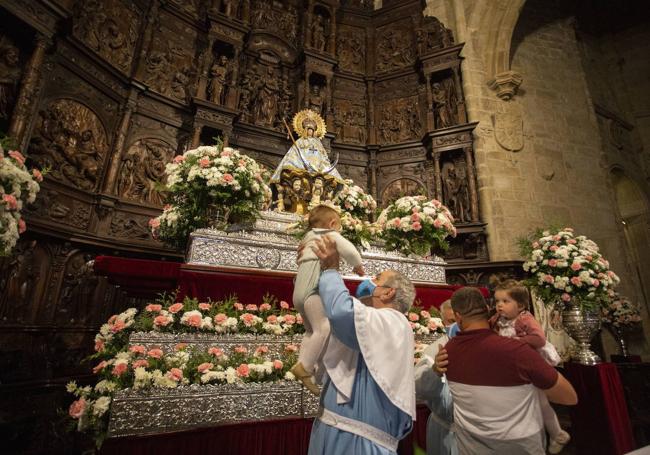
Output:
[{"left": 187, "top": 212, "right": 447, "bottom": 284}]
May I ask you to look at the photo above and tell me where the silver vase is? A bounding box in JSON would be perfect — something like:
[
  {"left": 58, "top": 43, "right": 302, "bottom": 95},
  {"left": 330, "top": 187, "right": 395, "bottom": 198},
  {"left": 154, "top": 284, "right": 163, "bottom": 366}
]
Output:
[
  {"left": 609, "top": 325, "right": 629, "bottom": 357},
  {"left": 561, "top": 302, "right": 602, "bottom": 365}
]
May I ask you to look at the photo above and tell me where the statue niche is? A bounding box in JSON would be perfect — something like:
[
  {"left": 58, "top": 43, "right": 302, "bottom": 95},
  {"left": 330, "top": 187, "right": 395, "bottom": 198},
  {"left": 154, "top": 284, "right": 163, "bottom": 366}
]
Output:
[
  {"left": 270, "top": 109, "right": 342, "bottom": 214},
  {"left": 442, "top": 158, "right": 470, "bottom": 223},
  {"left": 28, "top": 99, "right": 108, "bottom": 191},
  {"left": 0, "top": 37, "right": 22, "bottom": 123},
  {"left": 431, "top": 76, "right": 459, "bottom": 129},
  {"left": 117, "top": 138, "right": 176, "bottom": 205},
  {"left": 208, "top": 55, "right": 231, "bottom": 105},
  {"left": 239, "top": 62, "right": 290, "bottom": 130},
  {"left": 416, "top": 16, "right": 454, "bottom": 55},
  {"left": 377, "top": 97, "right": 422, "bottom": 144}
]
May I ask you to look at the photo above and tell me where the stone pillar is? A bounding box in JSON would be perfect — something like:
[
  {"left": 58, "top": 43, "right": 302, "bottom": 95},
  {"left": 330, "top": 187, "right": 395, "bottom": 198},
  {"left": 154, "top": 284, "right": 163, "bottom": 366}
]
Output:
[
  {"left": 328, "top": 8, "right": 336, "bottom": 55},
  {"left": 103, "top": 91, "right": 138, "bottom": 194},
  {"left": 464, "top": 146, "right": 479, "bottom": 221},
  {"left": 366, "top": 77, "right": 376, "bottom": 144},
  {"left": 191, "top": 124, "right": 202, "bottom": 148},
  {"left": 433, "top": 152, "right": 442, "bottom": 201},
  {"left": 424, "top": 74, "right": 434, "bottom": 131},
  {"left": 8, "top": 35, "right": 49, "bottom": 148}
]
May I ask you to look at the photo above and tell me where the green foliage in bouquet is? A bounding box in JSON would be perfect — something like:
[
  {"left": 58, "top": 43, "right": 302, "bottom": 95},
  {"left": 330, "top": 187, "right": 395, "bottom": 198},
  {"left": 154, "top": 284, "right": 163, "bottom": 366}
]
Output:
[
  {"left": 377, "top": 196, "right": 457, "bottom": 257},
  {"left": 149, "top": 139, "right": 271, "bottom": 249}
]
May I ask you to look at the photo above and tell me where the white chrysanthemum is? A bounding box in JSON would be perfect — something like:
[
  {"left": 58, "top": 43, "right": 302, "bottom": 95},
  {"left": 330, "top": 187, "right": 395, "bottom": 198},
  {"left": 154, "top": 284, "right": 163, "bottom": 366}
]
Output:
[{"left": 92, "top": 396, "right": 112, "bottom": 417}]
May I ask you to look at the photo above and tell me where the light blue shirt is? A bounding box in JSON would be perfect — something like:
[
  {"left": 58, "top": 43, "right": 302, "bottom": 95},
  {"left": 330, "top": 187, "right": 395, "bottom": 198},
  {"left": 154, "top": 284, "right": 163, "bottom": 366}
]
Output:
[{"left": 308, "top": 270, "right": 413, "bottom": 455}]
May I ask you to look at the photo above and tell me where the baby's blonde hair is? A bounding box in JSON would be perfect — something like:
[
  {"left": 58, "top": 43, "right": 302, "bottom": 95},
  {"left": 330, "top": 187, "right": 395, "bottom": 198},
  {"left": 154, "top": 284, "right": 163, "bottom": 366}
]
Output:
[{"left": 308, "top": 205, "right": 340, "bottom": 229}]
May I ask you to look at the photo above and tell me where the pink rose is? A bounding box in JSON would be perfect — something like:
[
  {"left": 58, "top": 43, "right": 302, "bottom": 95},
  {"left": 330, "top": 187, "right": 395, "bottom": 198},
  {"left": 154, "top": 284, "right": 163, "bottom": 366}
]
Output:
[
  {"left": 187, "top": 313, "right": 202, "bottom": 327},
  {"left": 132, "top": 359, "right": 149, "bottom": 369},
  {"left": 420, "top": 310, "right": 431, "bottom": 319},
  {"left": 112, "top": 362, "right": 128, "bottom": 376},
  {"left": 548, "top": 259, "right": 558, "bottom": 267},
  {"left": 411, "top": 213, "right": 420, "bottom": 222},
  {"left": 198, "top": 302, "right": 212, "bottom": 311},
  {"left": 208, "top": 347, "right": 224, "bottom": 357},
  {"left": 567, "top": 239, "right": 577, "bottom": 244},
  {"left": 273, "top": 360, "right": 283, "bottom": 370},
  {"left": 168, "top": 303, "right": 183, "bottom": 314},
  {"left": 32, "top": 169, "right": 43, "bottom": 182},
  {"left": 234, "top": 303, "right": 244, "bottom": 311},
  {"left": 145, "top": 304, "right": 162, "bottom": 312},
  {"left": 2, "top": 194, "right": 18, "bottom": 210},
  {"left": 108, "top": 315, "right": 117, "bottom": 324},
  {"left": 571, "top": 262, "right": 582, "bottom": 271},
  {"left": 220, "top": 149, "right": 232, "bottom": 157},
  {"left": 280, "top": 301, "right": 290, "bottom": 310},
  {"left": 110, "top": 319, "right": 126, "bottom": 333},
  {"left": 285, "top": 344, "right": 298, "bottom": 353},
  {"left": 197, "top": 362, "right": 214, "bottom": 373},
  {"left": 236, "top": 364, "right": 250, "bottom": 377},
  {"left": 408, "top": 313, "right": 419, "bottom": 322},
  {"left": 94, "top": 339, "right": 105, "bottom": 352},
  {"left": 147, "top": 348, "right": 163, "bottom": 359},
  {"left": 255, "top": 345, "right": 269, "bottom": 355},
  {"left": 532, "top": 242, "right": 540, "bottom": 249},
  {"left": 8, "top": 150, "right": 25, "bottom": 165},
  {"left": 570, "top": 277, "right": 582, "bottom": 286},
  {"left": 549, "top": 245, "right": 559, "bottom": 252},
  {"left": 240, "top": 313, "right": 256, "bottom": 326},
  {"left": 592, "top": 279, "right": 600, "bottom": 287},
  {"left": 428, "top": 320, "right": 441, "bottom": 330},
  {"left": 18, "top": 218, "right": 26, "bottom": 234},
  {"left": 129, "top": 345, "right": 146, "bottom": 355},
  {"left": 561, "top": 293, "right": 572, "bottom": 302},
  {"left": 92, "top": 361, "right": 108, "bottom": 374},
  {"left": 544, "top": 275, "right": 555, "bottom": 284},
  {"left": 148, "top": 218, "right": 161, "bottom": 229},
  {"left": 234, "top": 346, "right": 248, "bottom": 354},
  {"left": 68, "top": 398, "right": 86, "bottom": 419},
  {"left": 433, "top": 219, "right": 442, "bottom": 228},
  {"left": 245, "top": 304, "right": 258, "bottom": 312},
  {"left": 175, "top": 343, "right": 188, "bottom": 351},
  {"left": 259, "top": 303, "right": 272, "bottom": 312},
  {"left": 553, "top": 235, "right": 561, "bottom": 241},
  {"left": 199, "top": 157, "right": 210, "bottom": 168},
  {"left": 296, "top": 314, "right": 303, "bottom": 324},
  {"left": 164, "top": 204, "right": 172, "bottom": 211},
  {"left": 214, "top": 313, "right": 227, "bottom": 324},
  {"left": 173, "top": 155, "right": 185, "bottom": 163},
  {"left": 167, "top": 368, "right": 183, "bottom": 381},
  {"left": 266, "top": 315, "right": 278, "bottom": 324},
  {"left": 586, "top": 255, "right": 594, "bottom": 262},
  {"left": 283, "top": 314, "right": 296, "bottom": 325},
  {"left": 223, "top": 173, "right": 234, "bottom": 183},
  {"left": 412, "top": 221, "right": 422, "bottom": 231},
  {"left": 154, "top": 315, "right": 171, "bottom": 326}
]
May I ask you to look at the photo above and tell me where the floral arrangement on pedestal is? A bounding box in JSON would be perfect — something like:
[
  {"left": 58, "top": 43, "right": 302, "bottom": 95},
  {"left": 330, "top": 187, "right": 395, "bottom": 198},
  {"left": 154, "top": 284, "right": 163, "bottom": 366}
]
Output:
[
  {"left": 376, "top": 195, "right": 457, "bottom": 257},
  {"left": 519, "top": 227, "right": 620, "bottom": 310},
  {"left": 406, "top": 304, "right": 445, "bottom": 336},
  {"left": 67, "top": 293, "right": 303, "bottom": 446},
  {"left": 601, "top": 293, "right": 642, "bottom": 328},
  {"left": 333, "top": 180, "right": 378, "bottom": 250},
  {"left": 0, "top": 138, "right": 43, "bottom": 255},
  {"left": 149, "top": 141, "right": 271, "bottom": 249}
]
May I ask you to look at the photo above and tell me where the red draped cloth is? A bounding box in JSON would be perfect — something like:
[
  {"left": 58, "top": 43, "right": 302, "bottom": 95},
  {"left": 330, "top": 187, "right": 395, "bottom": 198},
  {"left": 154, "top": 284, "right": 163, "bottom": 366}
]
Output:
[{"left": 565, "top": 362, "right": 636, "bottom": 455}]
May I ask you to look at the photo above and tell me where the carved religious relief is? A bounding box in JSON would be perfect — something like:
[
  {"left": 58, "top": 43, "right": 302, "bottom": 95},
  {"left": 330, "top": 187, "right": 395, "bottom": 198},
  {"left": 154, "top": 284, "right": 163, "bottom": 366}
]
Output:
[
  {"left": 251, "top": 1, "right": 298, "bottom": 44},
  {"left": 336, "top": 26, "right": 365, "bottom": 73},
  {"left": 109, "top": 214, "right": 152, "bottom": 240},
  {"left": 56, "top": 251, "right": 99, "bottom": 325},
  {"left": 208, "top": 55, "right": 230, "bottom": 105},
  {"left": 377, "top": 97, "right": 422, "bottom": 144},
  {"left": 380, "top": 178, "right": 426, "bottom": 208},
  {"left": 24, "top": 188, "right": 92, "bottom": 230},
  {"left": 0, "top": 36, "right": 23, "bottom": 122},
  {"left": 239, "top": 62, "right": 289, "bottom": 130},
  {"left": 333, "top": 99, "right": 366, "bottom": 144},
  {"left": 432, "top": 77, "right": 459, "bottom": 129},
  {"left": 442, "top": 157, "right": 471, "bottom": 223},
  {"left": 72, "top": 0, "right": 140, "bottom": 74},
  {"left": 117, "top": 138, "right": 176, "bottom": 206},
  {"left": 376, "top": 21, "right": 415, "bottom": 73},
  {"left": 416, "top": 16, "right": 454, "bottom": 55},
  {"left": 311, "top": 14, "right": 328, "bottom": 52},
  {"left": 0, "top": 240, "right": 43, "bottom": 324},
  {"left": 28, "top": 99, "right": 108, "bottom": 191},
  {"left": 337, "top": 163, "right": 368, "bottom": 189}
]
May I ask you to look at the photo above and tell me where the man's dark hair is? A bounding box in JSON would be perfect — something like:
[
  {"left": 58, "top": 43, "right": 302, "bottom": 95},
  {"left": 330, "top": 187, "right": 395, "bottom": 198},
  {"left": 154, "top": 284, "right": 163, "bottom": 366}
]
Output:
[{"left": 451, "top": 287, "right": 488, "bottom": 320}]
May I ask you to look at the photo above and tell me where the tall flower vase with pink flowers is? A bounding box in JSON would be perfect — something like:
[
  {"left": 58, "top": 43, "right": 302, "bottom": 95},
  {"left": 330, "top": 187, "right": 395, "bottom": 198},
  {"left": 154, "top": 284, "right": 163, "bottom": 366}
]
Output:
[
  {"left": 148, "top": 140, "right": 271, "bottom": 249},
  {"left": 376, "top": 195, "right": 456, "bottom": 257},
  {"left": 0, "top": 136, "right": 44, "bottom": 255},
  {"left": 601, "top": 293, "right": 642, "bottom": 358},
  {"left": 520, "top": 227, "right": 621, "bottom": 365}
]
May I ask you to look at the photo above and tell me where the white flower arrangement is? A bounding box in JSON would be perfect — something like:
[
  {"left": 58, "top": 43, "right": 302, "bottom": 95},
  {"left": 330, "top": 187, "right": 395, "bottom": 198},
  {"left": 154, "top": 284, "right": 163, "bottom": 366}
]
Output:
[
  {"left": 0, "top": 143, "right": 43, "bottom": 255},
  {"left": 520, "top": 227, "right": 620, "bottom": 310},
  {"left": 377, "top": 195, "right": 456, "bottom": 256}
]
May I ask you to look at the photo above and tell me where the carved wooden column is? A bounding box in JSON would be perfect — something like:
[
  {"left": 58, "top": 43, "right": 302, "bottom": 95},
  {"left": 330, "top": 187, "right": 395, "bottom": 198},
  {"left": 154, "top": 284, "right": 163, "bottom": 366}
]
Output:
[
  {"left": 365, "top": 77, "right": 376, "bottom": 144},
  {"left": 328, "top": 7, "right": 336, "bottom": 55},
  {"left": 424, "top": 75, "right": 435, "bottom": 131},
  {"left": 196, "top": 38, "right": 214, "bottom": 101},
  {"left": 191, "top": 124, "right": 202, "bottom": 148},
  {"left": 464, "top": 146, "right": 479, "bottom": 221},
  {"left": 305, "top": 0, "right": 315, "bottom": 48},
  {"left": 134, "top": 0, "right": 160, "bottom": 80},
  {"left": 452, "top": 66, "right": 467, "bottom": 124},
  {"left": 368, "top": 146, "right": 379, "bottom": 201},
  {"left": 424, "top": 160, "right": 436, "bottom": 199},
  {"left": 226, "top": 47, "right": 241, "bottom": 109},
  {"left": 304, "top": 70, "right": 311, "bottom": 108},
  {"left": 433, "top": 152, "right": 442, "bottom": 201},
  {"left": 325, "top": 76, "right": 333, "bottom": 129},
  {"left": 8, "top": 35, "right": 49, "bottom": 148},
  {"left": 103, "top": 90, "right": 139, "bottom": 194}
]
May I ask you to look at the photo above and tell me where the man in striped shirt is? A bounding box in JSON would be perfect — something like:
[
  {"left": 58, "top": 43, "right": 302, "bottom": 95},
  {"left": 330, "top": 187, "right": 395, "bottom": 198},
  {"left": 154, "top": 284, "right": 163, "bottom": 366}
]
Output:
[{"left": 435, "top": 287, "right": 577, "bottom": 454}]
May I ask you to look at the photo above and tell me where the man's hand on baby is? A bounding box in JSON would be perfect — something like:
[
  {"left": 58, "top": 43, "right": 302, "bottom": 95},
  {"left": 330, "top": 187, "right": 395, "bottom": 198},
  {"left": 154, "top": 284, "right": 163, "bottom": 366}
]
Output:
[
  {"left": 433, "top": 345, "right": 448, "bottom": 377},
  {"left": 312, "top": 235, "right": 340, "bottom": 271},
  {"left": 352, "top": 265, "right": 365, "bottom": 276}
]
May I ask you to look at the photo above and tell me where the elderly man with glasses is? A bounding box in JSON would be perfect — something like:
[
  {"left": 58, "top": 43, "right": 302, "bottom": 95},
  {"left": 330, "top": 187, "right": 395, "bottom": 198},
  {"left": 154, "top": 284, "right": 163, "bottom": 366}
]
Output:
[{"left": 305, "top": 235, "right": 417, "bottom": 455}]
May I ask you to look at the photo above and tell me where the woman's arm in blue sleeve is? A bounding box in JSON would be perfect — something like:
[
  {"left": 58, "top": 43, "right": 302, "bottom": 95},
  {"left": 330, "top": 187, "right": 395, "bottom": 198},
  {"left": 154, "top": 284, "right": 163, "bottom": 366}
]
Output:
[{"left": 318, "top": 270, "right": 360, "bottom": 350}]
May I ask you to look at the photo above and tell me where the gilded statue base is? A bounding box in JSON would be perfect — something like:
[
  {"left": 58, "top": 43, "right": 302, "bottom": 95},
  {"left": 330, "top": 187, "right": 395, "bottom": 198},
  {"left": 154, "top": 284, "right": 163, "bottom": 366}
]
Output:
[{"left": 186, "top": 211, "right": 447, "bottom": 284}]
